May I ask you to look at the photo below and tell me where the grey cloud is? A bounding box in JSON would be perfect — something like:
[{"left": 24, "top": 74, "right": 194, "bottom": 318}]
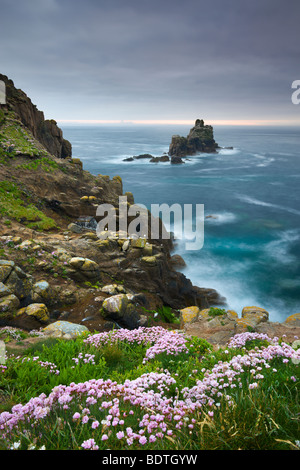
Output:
[{"left": 0, "top": 0, "right": 299, "bottom": 121}]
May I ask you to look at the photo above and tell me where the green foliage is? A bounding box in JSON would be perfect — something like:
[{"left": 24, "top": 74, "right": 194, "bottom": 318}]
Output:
[
  {"left": 244, "top": 338, "right": 270, "bottom": 350},
  {"left": 157, "top": 305, "right": 180, "bottom": 324},
  {"left": 208, "top": 307, "right": 227, "bottom": 317},
  {"left": 0, "top": 180, "right": 57, "bottom": 230},
  {"left": 0, "top": 329, "right": 299, "bottom": 450},
  {"left": 185, "top": 335, "right": 213, "bottom": 356},
  {"left": 15, "top": 157, "right": 67, "bottom": 173},
  {"left": 0, "top": 109, "right": 5, "bottom": 126},
  {"left": 0, "top": 116, "right": 47, "bottom": 157}
]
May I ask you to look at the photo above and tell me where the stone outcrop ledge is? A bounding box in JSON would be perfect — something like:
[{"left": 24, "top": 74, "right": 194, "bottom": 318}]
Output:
[{"left": 180, "top": 305, "right": 300, "bottom": 348}]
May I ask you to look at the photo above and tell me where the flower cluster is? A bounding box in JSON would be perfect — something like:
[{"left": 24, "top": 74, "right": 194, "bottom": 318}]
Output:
[
  {"left": 84, "top": 326, "right": 169, "bottom": 349},
  {"left": 0, "top": 329, "right": 299, "bottom": 450},
  {"left": 183, "top": 339, "right": 300, "bottom": 406},
  {"left": 19, "top": 356, "right": 59, "bottom": 374},
  {"left": 227, "top": 332, "right": 273, "bottom": 348},
  {"left": 84, "top": 326, "right": 189, "bottom": 362},
  {"left": 72, "top": 353, "right": 96, "bottom": 366}
]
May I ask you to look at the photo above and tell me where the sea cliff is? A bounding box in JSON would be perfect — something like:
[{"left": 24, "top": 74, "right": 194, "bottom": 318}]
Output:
[{"left": 0, "top": 75, "right": 299, "bottom": 350}]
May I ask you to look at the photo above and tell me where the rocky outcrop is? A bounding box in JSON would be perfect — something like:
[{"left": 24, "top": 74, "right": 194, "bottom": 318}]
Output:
[
  {"left": 169, "top": 119, "right": 219, "bottom": 158},
  {"left": 181, "top": 306, "right": 300, "bottom": 348},
  {"left": 0, "top": 74, "right": 71, "bottom": 158},
  {"left": 43, "top": 320, "right": 89, "bottom": 340}
]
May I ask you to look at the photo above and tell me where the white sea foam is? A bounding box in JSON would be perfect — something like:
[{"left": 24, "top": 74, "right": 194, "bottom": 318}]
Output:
[
  {"left": 252, "top": 154, "right": 275, "bottom": 167},
  {"left": 177, "top": 247, "right": 292, "bottom": 322},
  {"left": 204, "top": 212, "right": 237, "bottom": 224},
  {"left": 264, "top": 229, "right": 300, "bottom": 264},
  {"left": 218, "top": 147, "right": 240, "bottom": 155},
  {"left": 236, "top": 194, "right": 300, "bottom": 216}
]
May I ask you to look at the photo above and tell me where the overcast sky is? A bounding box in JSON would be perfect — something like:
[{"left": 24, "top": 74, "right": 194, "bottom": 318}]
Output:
[{"left": 0, "top": 0, "right": 300, "bottom": 124}]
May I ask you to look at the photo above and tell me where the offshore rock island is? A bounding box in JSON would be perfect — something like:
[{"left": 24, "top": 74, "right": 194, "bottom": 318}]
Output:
[
  {"left": 0, "top": 74, "right": 299, "bottom": 355},
  {"left": 168, "top": 118, "right": 219, "bottom": 161},
  {"left": 123, "top": 119, "right": 222, "bottom": 164}
]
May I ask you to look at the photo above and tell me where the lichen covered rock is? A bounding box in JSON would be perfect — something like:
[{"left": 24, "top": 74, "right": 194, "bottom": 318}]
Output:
[
  {"left": 101, "top": 293, "right": 140, "bottom": 329},
  {"left": 179, "top": 306, "right": 200, "bottom": 327},
  {"left": 43, "top": 320, "right": 89, "bottom": 339},
  {"left": 17, "top": 303, "right": 49, "bottom": 324}
]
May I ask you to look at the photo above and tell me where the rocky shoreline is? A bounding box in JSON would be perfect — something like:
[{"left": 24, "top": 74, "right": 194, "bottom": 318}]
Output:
[{"left": 0, "top": 74, "right": 299, "bottom": 353}]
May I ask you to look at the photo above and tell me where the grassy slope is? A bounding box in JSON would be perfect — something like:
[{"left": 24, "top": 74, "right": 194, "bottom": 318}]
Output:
[{"left": 0, "top": 108, "right": 70, "bottom": 231}]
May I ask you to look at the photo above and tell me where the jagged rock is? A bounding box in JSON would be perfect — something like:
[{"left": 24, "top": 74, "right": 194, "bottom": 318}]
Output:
[
  {"left": 171, "top": 156, "right": 185, "bottom": 164},
  {"left": 183, "top": 307, "right": 238, "bottom": 347},
  {"left": 0, "top": 74, "right": 72, "bottom": 158},
  {"left": 31, "top": 280, "right": 56, "bottom": 305},
  {"left": 70, "top": 158, "right": 83, "bottom": 169},
  {"left": 142, "top": 243, "right": 153, "bottom": 256},
  {"left": 0, "top": 282, "right": 12, "bottom": 298},
  {"left": 122, "top": 240, "right": 130, "bottom": 252},
  {"left": 284, "top": 312, "right": 300, "bottom": 327},
  {"left": 0, "top": 260, "right": 32, "bottom": 302},
  {"left": 124, "top": 191, "right": 135, "bottom": 205},
  {"left": 101, "top": 294, "right": 140, "bottom": 329},
  {"left": 150, "top": 155, "right": 170, "bottom": 163},
  {"left": 68, "top": 223, "right": 83, "bottom": 234},
  {"left": 169, "top": 254, "right": 186, "bottom": 268},
  {"left": 68, "top": 257, "right": 100, "bottom": 281},
  {"left": 5, "top": 267, "right": 32, "bottom": 300},
  {"left": 0, "top": 294, "right": 20, "bottom": 319},
  {"left": 236, "top": 306, "right": 269, "bottom": 329},
  {"left": 0, "top": 260, "right": 14, "bottom": 283},
  {"left": 180, "top": 306, "right": 200, "bottom": 328},
  {"left": 169, "top": 119, "right": 219, "bottom": 158},
  {"left": 141, "top": 256, "right": 157, "bottom": 266},
  {"left": 131, "top": 238, "right": 147, "bottom": 249},
  {"left": 17, "top": 303, "right": 49, "bottom": 324},
  {"left": 101, "top": 284, "right": 126, "bottom": 295}
]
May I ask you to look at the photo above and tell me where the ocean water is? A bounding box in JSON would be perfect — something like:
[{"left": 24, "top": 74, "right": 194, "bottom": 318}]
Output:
[{"left": 61, "top": 124, "right": 300, "bottom": 322}]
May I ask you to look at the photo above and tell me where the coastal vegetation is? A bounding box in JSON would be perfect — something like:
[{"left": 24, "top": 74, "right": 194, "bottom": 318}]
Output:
[
  {"left": 0, "top": 74, "right": 299, "bottom": 452},
  {"left": 0, "top": 326, "right": 299, "bottom": 450},
  {"left": 0, "top": 181, "right": 57, "bottom": 231}
]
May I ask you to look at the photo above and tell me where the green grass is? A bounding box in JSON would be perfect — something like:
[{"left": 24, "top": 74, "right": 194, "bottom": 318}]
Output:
[
  {"left": 0, "top": 327, "right": 299, "bottom": 450},
  {"left": 0, "top": 113, "right": 47, "bottom": 158},
  {"left": 15, "top": 157, "right": 67, "bottom": 173},
  {"left": 0, "top": 180, "right": 57, "bottom": 230},
  {"left": 208, "top": 307, "right": 227, "bottom": 317}
]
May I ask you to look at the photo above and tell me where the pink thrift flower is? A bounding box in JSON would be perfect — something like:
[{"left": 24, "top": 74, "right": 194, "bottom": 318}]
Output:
[
  {"left": 81, "top": 438, "right": 99, "bottom": 450},
  {"left": 139, "top": 436, "right": 147, "bottom": 445}
]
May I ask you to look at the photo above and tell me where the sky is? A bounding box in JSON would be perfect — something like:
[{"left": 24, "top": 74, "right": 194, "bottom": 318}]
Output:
[{"left": 0, "top": 0, "right": 300, "bottom": 125}]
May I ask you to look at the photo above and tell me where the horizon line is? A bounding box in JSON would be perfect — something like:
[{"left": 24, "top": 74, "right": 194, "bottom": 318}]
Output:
[{"left": 56, "top": 119, "right": 300, "bottom": 126}]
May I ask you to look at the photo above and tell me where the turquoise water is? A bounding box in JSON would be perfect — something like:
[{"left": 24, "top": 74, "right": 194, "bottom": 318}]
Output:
[{"left": 61, "top": 124, "right": 300, "bottom": 322}]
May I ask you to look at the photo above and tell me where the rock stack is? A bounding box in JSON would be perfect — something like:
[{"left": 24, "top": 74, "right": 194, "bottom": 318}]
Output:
[{"left": 169, "top": 119, "right": 219, "bottom": 159}]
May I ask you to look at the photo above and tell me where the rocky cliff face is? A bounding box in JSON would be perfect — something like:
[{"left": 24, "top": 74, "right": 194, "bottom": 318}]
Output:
[
  {"left": 169, "top": 119, "right": 219, "bottom": 158},
  {"left": 0, "top": 74, "right": 71, "bottom": 158},
  {"left": 0, "top": 75, "right": 225, "bottom": 333}
]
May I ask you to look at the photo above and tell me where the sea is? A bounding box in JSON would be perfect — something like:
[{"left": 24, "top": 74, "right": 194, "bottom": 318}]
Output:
[{"left": 60, "top": 123, "right": 300, "bottom": 323}]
